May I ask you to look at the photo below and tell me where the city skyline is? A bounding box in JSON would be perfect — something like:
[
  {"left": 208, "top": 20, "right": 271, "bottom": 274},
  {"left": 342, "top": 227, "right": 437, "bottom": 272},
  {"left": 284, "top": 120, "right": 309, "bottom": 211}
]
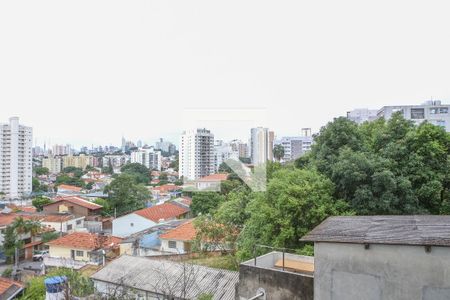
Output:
[{"left": 3, "top": 1, "right": 450, "bottom": 147}]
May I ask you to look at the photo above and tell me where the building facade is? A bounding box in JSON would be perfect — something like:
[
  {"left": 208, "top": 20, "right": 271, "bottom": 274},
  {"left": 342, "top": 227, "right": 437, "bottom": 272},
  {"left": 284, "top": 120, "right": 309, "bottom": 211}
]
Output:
[
  {"left": 42, "top": 156, "right": 63, "bottom": 174},
  {"left": 347, "top": 108, "right": 379, "bottom": 124},
  {"left": 378, "top": 100, "right": 450, "bottom": 131},
  {"left": 179, "top": 129, "right": 215, "bottom": 180},
  {"left": 276, "top": 135, "right": 313, "bottom": 161},
  {"left": 62, "top": 154, "right": 94, "bottom": 170},
  {"left": 130, "top": 148, "right": 162, "bottom": 171},
  {"left": 250, "top": 127, "right": 274, "bottom": 165},
  {"left": 0, "top": 117, "right": 33, "bottom": 199}
]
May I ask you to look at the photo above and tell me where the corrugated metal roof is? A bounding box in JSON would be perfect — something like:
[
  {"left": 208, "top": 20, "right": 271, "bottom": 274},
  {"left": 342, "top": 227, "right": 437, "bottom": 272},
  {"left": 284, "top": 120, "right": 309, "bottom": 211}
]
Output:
[
  {"left": 91, "top": 255, "right": 238, "bottom": 300},
  {"left": 301, "top": 215, "right": 450, "bottom": 246}
]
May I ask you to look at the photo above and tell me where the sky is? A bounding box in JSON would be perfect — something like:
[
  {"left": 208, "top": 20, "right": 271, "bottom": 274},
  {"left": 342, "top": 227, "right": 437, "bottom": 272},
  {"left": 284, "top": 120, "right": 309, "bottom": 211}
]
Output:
[{"left": 1, "top": 0, "right": 450, "bottom": 148}]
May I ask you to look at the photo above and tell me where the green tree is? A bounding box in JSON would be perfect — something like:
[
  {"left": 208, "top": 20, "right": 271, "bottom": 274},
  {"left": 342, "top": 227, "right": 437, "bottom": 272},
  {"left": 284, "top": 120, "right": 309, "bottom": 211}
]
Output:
[
  {"left": 93, "top": 198, "right": 113, "bottom": 216},
  {"left": 32, "top": 197, "right": 52, "bottom": 211},
  {"left": 105, "top": 174, "right": 150, "bottom": 215},
  {"left": 191, "top": 192, "right": 226, "bottom": 216},
  {"left": 273, "top": 144, "right": 285, "bottom": 161},
  {"left": 34, "top": 167, "right": 49, "bottom": 176},
  {"left": 120, "top": 163, "right": 151, "bottom": 185},
  {"left": 237, "top": 168, "right": 351, "bottom": 260}
]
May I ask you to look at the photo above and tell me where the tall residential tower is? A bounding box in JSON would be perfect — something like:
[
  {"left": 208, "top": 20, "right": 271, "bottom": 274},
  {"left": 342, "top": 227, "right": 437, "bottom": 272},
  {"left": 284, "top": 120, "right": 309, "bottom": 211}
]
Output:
[
  {"left": 250, "top": 127, "right": 274, "bottom": 165},
  {"left": 179, "top": 129, "right": 215, "bottom": 180},
  {"left": 0, "top": 117, "right": 33, "bottom": 199}
]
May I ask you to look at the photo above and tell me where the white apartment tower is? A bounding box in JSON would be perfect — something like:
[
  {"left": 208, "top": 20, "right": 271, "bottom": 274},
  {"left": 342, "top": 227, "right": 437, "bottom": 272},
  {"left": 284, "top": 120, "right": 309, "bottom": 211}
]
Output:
[
  {"left": 130, "top": 148, "right": 162, "bottom": 171},
  {"left": 179, "top": 129, "right": 215, "bottom": 180},
  {"left": 250, "top": 127, "right": 274, "bottom": 165},
  {"left": 0, "top": 117, "right": 33, "bottom": 199}
]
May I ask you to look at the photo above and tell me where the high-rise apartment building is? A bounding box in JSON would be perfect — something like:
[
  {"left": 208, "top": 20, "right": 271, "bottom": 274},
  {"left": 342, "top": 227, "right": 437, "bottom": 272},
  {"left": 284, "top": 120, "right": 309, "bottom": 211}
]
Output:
[
  {"left": 214, "top": 140, "right": 239, "bottom": 172},
  {"left": 229, "top": 139, "right": 249, "bottom": 158},
  {"left": 179, "top": 129, "right": 215, "bottom": 180},
  {"left": 347, "top": 108, "right": 378, "bottom": 124},
  {"left": 0, "top": 117, "right": 33, "bottom": 199},
  {"left": 130, "top": 148, "right": 162, "bottom": 171},
  {"left": 155, "top": 138, "right": 176, "bottom": 155},
  {"left": 378, "top": 100, "right": 450, "bottom": 132},
  {"left": 42, "top": 157, "right": 63, "bottom": 174},
  {"left": 250, "top": 127, "right": 274, "bottom": 165},
  {"left": 276, "top": 129, "right": 313, "bottom": 162}
]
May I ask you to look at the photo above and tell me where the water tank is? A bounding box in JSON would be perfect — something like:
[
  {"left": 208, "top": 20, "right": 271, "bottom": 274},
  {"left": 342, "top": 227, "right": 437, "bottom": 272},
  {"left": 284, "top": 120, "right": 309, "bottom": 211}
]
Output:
[{"left": 44, "top": 276, "right": 67, "bottom": 300}]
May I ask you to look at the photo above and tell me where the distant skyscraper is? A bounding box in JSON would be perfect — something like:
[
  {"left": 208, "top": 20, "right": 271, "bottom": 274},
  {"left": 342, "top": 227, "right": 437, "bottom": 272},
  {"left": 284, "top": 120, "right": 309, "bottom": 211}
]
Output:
[
  {"left": 155, "top": 138, "right": 176, "bottom": 154},
  {"left": 179, "top": 129, "right": 215, "bottom": 180},
  {"left": 347, "top": 108, "right": 378, "bottom": 124},
  {"left": 250, "top": 127, "right": 274, "bottom": 165},
  {"left": 52, "top": 144, "right": 71, "bottom": 156},
  {"left": 0, "top": 117, "right": 33, "bottom": 199}
]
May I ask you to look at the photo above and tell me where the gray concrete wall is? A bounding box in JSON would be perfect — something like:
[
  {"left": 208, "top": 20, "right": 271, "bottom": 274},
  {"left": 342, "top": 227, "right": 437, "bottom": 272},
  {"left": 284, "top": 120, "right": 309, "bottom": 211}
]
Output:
[
  {"left": 236, "top": 264, "right": 313, "bottom": 300},
  {"left": 315, "top": 242, "right": 450, "bottom": 300}
]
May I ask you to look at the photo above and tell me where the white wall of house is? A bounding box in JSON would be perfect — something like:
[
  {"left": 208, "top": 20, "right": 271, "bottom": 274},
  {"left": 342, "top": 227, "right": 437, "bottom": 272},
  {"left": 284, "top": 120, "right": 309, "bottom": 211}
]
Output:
[
  {"left": 160, "top": 239, "right": 187, "bottom": 254},
  {"left": 42, "top": 217, "right": 85, "bottom": 233},
  {"left": 314, "top": 242, "right": 450, "bottom": 300},
  {"left": 112, "top": 214, "right": 156, "bottom": 238}
]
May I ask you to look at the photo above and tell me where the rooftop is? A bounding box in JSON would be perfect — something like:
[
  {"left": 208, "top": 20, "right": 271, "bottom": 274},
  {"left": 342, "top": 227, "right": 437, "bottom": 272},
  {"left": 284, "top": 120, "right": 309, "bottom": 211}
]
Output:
[
  {"left": 57, "top": 184, "right": 83, "bottom": 192},
  {"left": 301, "top": 215, "right": 450, "bottom": 246},
  {"left": 47, "top": 232, "right": 122, "bottom": 250},
  {"left": 241, "top": 251, "right": 314, "bottom": 276},
  {"left": 134, "top": 203, "right": 189, "bottom": 222},
  {"left": 0, "top": 277, "right": 23, "bottom": 298},
  {"left": 90, "top": 255, "right": 238, "bottom": 300},
  {"left": 159, "top": 219, "right": 196, "bottom": 241},
  {"left": 48, "top": 196, "right": 102, "bottom": 210},
  {"left": 198, "top": 173, "right": 229, "bottom": 182}
]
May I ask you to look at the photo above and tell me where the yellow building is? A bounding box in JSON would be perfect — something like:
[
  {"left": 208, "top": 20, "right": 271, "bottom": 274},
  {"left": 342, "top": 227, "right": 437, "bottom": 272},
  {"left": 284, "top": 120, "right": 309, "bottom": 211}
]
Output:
[{"left": 62, "top": 154, "right": 94, "bottom": 170}]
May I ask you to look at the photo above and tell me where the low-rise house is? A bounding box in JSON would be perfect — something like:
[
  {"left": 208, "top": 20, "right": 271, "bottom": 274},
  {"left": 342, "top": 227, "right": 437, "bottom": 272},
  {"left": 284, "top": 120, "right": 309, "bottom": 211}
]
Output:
[
  {"left": 43, "top": 196, "right": 102, "bottom": 220},
  {"left": 45, "top": 232, "right": 121, "bottom": 269},
  {"left": 91, "top": 255, "right": 239, "bottom": 300},
  {"left": 159, "top": 219, "right": 196, "bottom": 254},
  {"left": 39, "top": 214, "right": 85, "bottom": 233},
  {"left": 112, "top": 203, "right": 189, "bottom": 238},
  {"left": 301, "top": 215, "right": 450, "bottom": 300},
  {"left": 119, "top": 220, "right": 187, "bottom": 257},
  {"left": 151, "top": 184, "right": 182, "bottom": 201},
  {"left": 0, "top": 277, "right": 24, "bottom": 299},
  {"left": 56, "top": 184, "right": 83, "bottom": 195},
  {"left": 195, "top": 173, "right": 228, "bottom": 191}
]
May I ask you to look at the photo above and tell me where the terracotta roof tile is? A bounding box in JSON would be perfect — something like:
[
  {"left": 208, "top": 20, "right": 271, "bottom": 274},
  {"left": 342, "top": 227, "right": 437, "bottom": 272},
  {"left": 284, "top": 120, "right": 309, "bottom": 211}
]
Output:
[
  {"left": 160, "top": 220, "right": 196, "bottom": 241},
  {"left": 47, "top": 232, "right": 122, "bottom": 250},
  {"left": 134, "top": 203, "right": 189, "bottom": 222},
  {"left": 48, "top": 196, "right": 102, "bottom": 210},
  {"left": 198, "top": 173, "right": 228, "bottom": 182},
  {"left": 0, "top": 277, "right": 23, "bottom": 296},
  {"left": 57, "top": 184, "right": 83, "bottom": 192}
]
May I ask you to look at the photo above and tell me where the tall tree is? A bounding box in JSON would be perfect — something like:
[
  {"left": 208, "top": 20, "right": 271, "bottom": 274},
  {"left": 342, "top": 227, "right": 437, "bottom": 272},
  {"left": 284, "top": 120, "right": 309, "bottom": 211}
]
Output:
[
  {"left": 105, "top": 174, "right": 150, "bottom": 215},
  {"left": 273, "top": 144, "right": 285, "bottom": 161}
]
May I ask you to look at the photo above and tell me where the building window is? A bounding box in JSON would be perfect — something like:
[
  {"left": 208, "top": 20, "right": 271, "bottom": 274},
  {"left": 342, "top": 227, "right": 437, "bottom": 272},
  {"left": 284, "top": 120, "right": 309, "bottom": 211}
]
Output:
[
  {"left": 430, "top": 107, "right": 449, "bottom": 114},
  {"left": 411, "top": 108, "right": 425, "bottom": 119},
  {"left": 130, "top": 223, "right": 134, "bottom": 227},
  {"left": 76, "top": 250, "right": 84, "bottom": 256},
  {"left": 67, "top": 224, "right": 73, "bottom": 231},
  {"left": 168, "top": 241, "right": 177, "bottom": 249},
  {"left": 76, "top": 220, "right": 82, "bottom": 225}
]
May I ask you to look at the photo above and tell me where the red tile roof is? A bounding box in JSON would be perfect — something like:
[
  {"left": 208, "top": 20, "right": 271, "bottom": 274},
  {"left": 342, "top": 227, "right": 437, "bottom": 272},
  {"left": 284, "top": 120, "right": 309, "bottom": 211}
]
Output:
[
  {"left": 0, "top": 277, "right": 23, "bottom": 296},
  {"left": 47, "top": 232, "right": 122, "bottom": 250},
  {"left": 48, "top": 196, "right": 102, "bottom": 210},
  {"left": 134, "top": 203, "right": 189, "bottom": 222},
  {"left": 152, "top": 184, "right": 182, "bottom": 193},
  {"left": 40, "top": 214, "right": 79, "bottom": 223},
  {"left": 0, "top": 213, "right": 20, "bottom": 227},
  {"left": 57, "top": 184, "right": 83, "bottom": 192},
  {"left": 7, "top": 205, "right": 37, "bottom": 213},
  {"left": 160, "top": 220, "right": 196, "bottom": 241},
  {"left": 197, "top": 173, "right": 228, "bottom": 182}
]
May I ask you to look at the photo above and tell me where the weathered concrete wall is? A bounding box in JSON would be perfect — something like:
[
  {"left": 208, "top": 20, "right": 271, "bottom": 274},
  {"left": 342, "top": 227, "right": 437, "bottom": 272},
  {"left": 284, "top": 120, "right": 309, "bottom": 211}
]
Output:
[
  {"left": 236, "top": 264, "right": 314, "bottom": 300},
  {"left": 315, "top": 242, "right": 450, "bottom": 300}
]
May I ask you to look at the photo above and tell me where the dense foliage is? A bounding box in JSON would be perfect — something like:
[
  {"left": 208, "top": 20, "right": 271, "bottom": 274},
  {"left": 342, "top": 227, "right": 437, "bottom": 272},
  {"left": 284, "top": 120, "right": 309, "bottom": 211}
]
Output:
[
  {"left": 193, "top": 114, "right": 450, "bottom": 261},
  {"left": 305, "top": 113, "right": 450, "bottom": 215},
  {"left": 32, "top": 196, "right": 52, "bottom": 211}
]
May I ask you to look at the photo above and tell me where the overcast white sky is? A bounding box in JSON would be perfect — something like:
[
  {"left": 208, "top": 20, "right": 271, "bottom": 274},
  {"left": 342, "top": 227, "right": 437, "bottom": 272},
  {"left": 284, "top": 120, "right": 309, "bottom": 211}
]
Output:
[{"left": 1, "top": 1, "right": 450, "bottom": 148}]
